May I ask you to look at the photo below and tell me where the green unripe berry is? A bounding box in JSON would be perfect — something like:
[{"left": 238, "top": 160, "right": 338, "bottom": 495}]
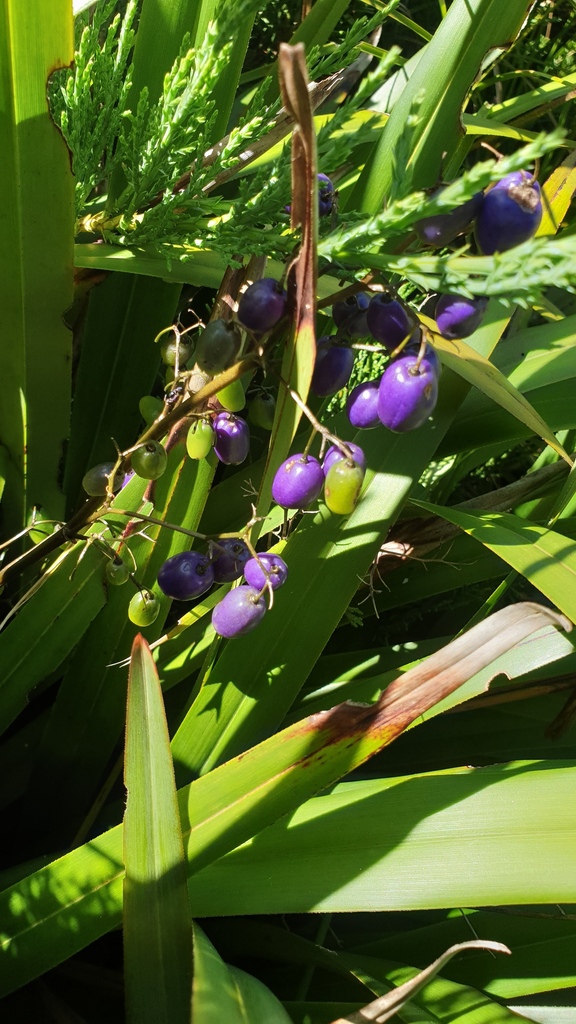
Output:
[
  {"left": 82, "top": 462, "right": 122, "bottom": 497},
  {"left": 139, "top": 395, "right": 164, "bottom": 426},
  {"left": 186, "top": 419, "right": 215, "bottom": 460},
  {"left": 195, "top": 319, "right": 241, "bottom": 374},
  {"left": 324, "top": 459, "right": 365, "bottom": 515},
  {"left": 248, "top": 392, "right": 276, "bottom": 430},
  {"left": 106, "top": 559, "right": 129, "bottom": 586},
  {"left": 128, "top": 589, "right": 160, "bottom": 627},
  {"left": 160, "top": 335, "right": 193, "bottom": 367},
  {"left": 131, "top": 441, "right": 167, "bottom": 481},
  {"left": 216, "top": 378, "right": 245, "bottom": 412}
]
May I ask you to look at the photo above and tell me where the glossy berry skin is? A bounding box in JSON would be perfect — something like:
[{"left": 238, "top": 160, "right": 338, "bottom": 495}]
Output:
[
  {"left": 82, "top": 462, "right": 122, "bottom": 496},
  {"left": 213, "top": 413, "right": 250, "bottom": 465},
  {"left": 186, "top": 419, "right": 215, "bottom": 460},
  {"left": 318, "top": 173, "right": 335, "bottom": 217},
  {"left": 404, "top": 336, "right": 442, "bottom": 377},
  {"left": 128, "top": 590, "right": 160, "bottom": 627},
  {"left": 131, "top": 441, "right": 167, "bottom": 481},
  {"left": 160, "top": 335, "right": 193, "bottom": 367},
  {"left": 106, "top": 559, "right": 129, "bottom": 586},
  {"left": 244, "top": 552, "right": 288, "bottom": 591},
  {"left": 366, "top": 294, "right": 414, "bottom": 351},
  {"left": 378, "top": 354, "right": 438, "bottom": 432},
  {"left": 332, "top": 292, "right": 370, "bottom": 338},
  {"left": 139, "top": 395, "right": 164, "bottom": 426},
  {"left": 323, "top": 442, "right": 366, "bottom": 476},
  {"left": 346, "top": 379, "right": 381, "bottom": 429},
  {"left": 195, "top": 319, "right": 241, "bottom": 375},
  {"left": 414, "top": 190, "right": 484, "bottom": 246},
  {"left": 216, "top": 378, "right": 245, "bottom": 412},
  {"left": 435, "top": 294, "right": 488, "bottom": 340},
  {"left": 311, "top": 338, "right": 355, "bottom": 397},
  {"left": 212, "top": 585, "right": 267, "bottom": 638},
  {"left": 475, "top": 171, "right": 542, "bottom": 254},
  {"left": 211, "top": 539, "right": 251, "bottom": 583},
  {"left": 158, "top": 550, "right": 214, "bottom": 601},
  {"left": 249, "top": 392, "right": 275, "bottom": 430},
  {"left": 324, "top": 459, "right": 365, "bottom": 515},
  {"left": 272, "top": 454, "right": 324, "bottom": 509},
  {"left": 237, "top": 278, "right": 287, "bottom": 332}
]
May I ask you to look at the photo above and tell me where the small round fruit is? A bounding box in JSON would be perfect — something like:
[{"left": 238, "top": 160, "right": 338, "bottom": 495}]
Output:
[
  {"left": 213, "top": 413, "right": 250, "bottom": 465},
  {"left": 322, "top": 442, "right": 366, "bottom": 476},
  {"left": 216, "top": 378, "right": 245, "bottom": 412},
  {"left": 272, "top": 454, "right": 324, "bottom": 509},
  {"left": 139, "top": 395, "right": 164, "bottom": 426},
  {"left": 332, "top": 292, "right": 370, "bottom": 338},
  {"left": 244, "top": 553, "right": 288, "bottom": 591},
  {"left": 212, "top": 585, "right": 267, "bottom": 638},
  {"left": 237, "top": 278, "right": 287, "bottom": 332},
  {"left": 249, "top": 392, "right": 275, "bottom": 430},
  {"left": 186, "top": 419, "right": 215, "bottom": 460},
  {"left": 414, "top": 190, "right": 484, "bottom": 246},
  {"left": 211, "top": 539, "right": 251, "bottom": 583},
  {"left": 346, "top": 379, "right": 381, "bottom": 429},
  {"left": 404, "top": 331, "right": 442, "bottom": 377},
  {"left": 160, "top": 335, "right": 193, "bottom": 367},
  {"left": 311, "top": 339, "right": 355, "bottom": 397},
  {"left": 475, "top": 170, "right": 542, "bottom": 254},
  {"left": 195, "top": 319, "right": 242, "bottom": 375},
  {"left": 318, "top": 173, "right": 335, "bottom": 217},
  {"left": 324, "top": 459, "right": 365, "bottom": 515},
  {"left": 131, "top": 441, "right": 167, "bottom": 481},
  {"left": 435, "top": 294, "right": 488, "bottom": 340},
  {"left": 82, "top": 462, "right": 122, "bottom": 496},
  {"left": 378, "top": 354, "right": 438, "bottom": 432},
  {"left": 128, "top": 590, "right": 160, "bottom": 627},
  {"left": 106, "top": 558, "right": 129, "bottom": 586},
  {"left": 157, "top": 550, "right": 215, "bottom": 601},
  {"left": 366, "top": 294, "right": 415, "bottom": 351}
]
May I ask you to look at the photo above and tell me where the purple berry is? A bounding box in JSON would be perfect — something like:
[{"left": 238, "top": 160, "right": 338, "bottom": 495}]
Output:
[
  {"left": 211, "top": 538, "right": 251, "bottom": 583},
  {"left": 244, "top": 553, "right": 288, "bottom": 591},
  {"left": 271, "top": 454, "right": 324, "bottom": 509},
  {"left": 318, "top": 173, "right": 335, "bottom": 217},
  {"left": 332, "top": 292, "right": 370, "bottom": 338},
  {"left": 346, "top": 379, "right": 381, "bottom": 429},
  {"left": 475, "top": 170, "right": 542, "bottom": 254},
  {"left": 158, "top": 550, "right": 215, "bottom": 601},
  {"left": 213, "top": 413, "right": 250, "bottom": 465},
  {"left": 435, "top": 294, "right": 488, "bottom": 340},
  {"left": 415, "top": 190, "right": 484, "bottom": 246},
  {"left": 311, "top": 338, "right": 355, "bottom": 397},
  {"left": 237, "top": 278, "right": 287, "bottom": 332},
  {"left": 323, "top": 442, "right": 366, "bottom": 476},
  {"left": 366, "top": 294, "right": 415, "bottom": 351},
  {"left": 404, "top": 333, "right": 442, "bottom": 377},
  {"left": 378, "top": 354, "right": 438, "bottom": 432},
  {"left": 212, "top": 585, "right": 267, "bottom": 638}
]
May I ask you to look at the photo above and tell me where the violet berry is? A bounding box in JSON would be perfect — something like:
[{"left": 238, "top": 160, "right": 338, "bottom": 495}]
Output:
[
  {"left": 211, "top": 539, "right": 251, "bottom": 583},
  {"left": 435, "top": 294, "right": 488, "bottom": 340},
  {"left": 322, "top": 442, "right": 366, "bottom": 476},
  {"left": 237, "top": 278, "right": 287, "bottom": 332},
  {"left": 366, "top": 294, "right": 415, "bottom": 351},
  {"left": 272, "top": 454, "right": 324, "bottom": 509},
  {"left": 311, "top": 338, "right": 355, "bottom": 397},
  {"left": 378, "top": 353, "right": 438, "bottom": 432},
  {"left": 213, "top": 413, "right": 250, "bottom": 465},
  {"left": 212, "top": 585, "right": 267, "bottom": 638},
  {"left": 475, "top": 170, "right": 542, "bottom": 254},
  {"left": 346, "top": 379, "right": 381, "bottom": 429},
  {"left": 318, "top": 173, "right": 335, "bottom": 217},
  {"left": 244, "top": 553, "right": 288, "bottom": 591},
  {"left": 332, "top": 292, "right": 370, "bottom": 338},
  {"left": 415, "top": 190, "right": 484, "bottom": 246},
  {"left": 158, "top": 551, "right": 215, "bottom": 601}
]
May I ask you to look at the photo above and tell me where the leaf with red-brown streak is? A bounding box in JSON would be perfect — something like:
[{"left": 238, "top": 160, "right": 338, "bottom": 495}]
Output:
[{"left": 256, "top": 43, "right": 318, "bottom": 518}]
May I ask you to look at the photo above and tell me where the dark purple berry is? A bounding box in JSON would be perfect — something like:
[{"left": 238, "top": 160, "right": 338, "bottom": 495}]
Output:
[
  {"left": 237, "top": 278, "right": 287, "bottom": 332},
  {"left": 211, "top": 539, "right": 251, "bottom": 583},
  {"left": 318, "top": 173, "right": 335, "bottom": 216},
  {"left": 378, "top": 354, "right": 438, "bottom": 432},
  {"left": 346, "top": 379, "right": 381, "bottom": 429},
  {"left": 244, "top": 553, "right": 288, "bottom": 591},
  {"left": 311, "top": 338, "right": 355, "bottom": 397},
  {"left": 195, "top": 319, "right": 242, "bottom": 374},
  {"left": 475, "top": 170, "right": 542, "bottom": 254},
  {"left": 415, "top": 190, "right": 484, "bottom": 246},
  {"left": 323, "top": 443, "right": 366, "bottom": 476},
  {"left": 404, "top": 333, "right": 442, "bottom": 377},
  {"left": 366, "top": 294, "right": 415, "bottom": 351},
  {"left": 332, "top": 292, "right": 370, "bottom": 338},
  {"left": 435, "top": 294, "right": 488, "bottom": 340},
  {"left": 158, "top": 550, "right": 215, "bottom": 601},
  {"left": 213, "top": 413, "right": 250, "bottom": 465},
  {"left": 212, "top": 585, "right": 267, "bottom": 638},
  {"left": 272, "top": 454, "right": 324, "bottom": 509}
]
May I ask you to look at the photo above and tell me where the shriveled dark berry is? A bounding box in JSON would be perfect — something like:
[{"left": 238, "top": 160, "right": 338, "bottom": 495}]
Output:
[
  {"left": 435, "top": 294, "right": 488, "bottom": 340},
  {"left": 475, "top": 170, "right": 542, "bottom": 254},
  {"left": 237, "top": 278, "right": 287, "bottom": 332}
]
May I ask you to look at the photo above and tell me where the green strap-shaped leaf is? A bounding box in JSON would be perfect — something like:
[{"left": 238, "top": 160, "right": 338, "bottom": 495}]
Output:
[
  {"left": 192, "top": 922, "right": 292, "bottom": 1023},
  {"left": 124, "top": 635, "right": 192, "bottom": 1024}
]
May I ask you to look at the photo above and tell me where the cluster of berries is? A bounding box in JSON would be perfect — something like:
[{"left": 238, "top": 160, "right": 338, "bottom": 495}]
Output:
[{"left": 272, "top": 443, "right": 366, "bottom": 517}]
